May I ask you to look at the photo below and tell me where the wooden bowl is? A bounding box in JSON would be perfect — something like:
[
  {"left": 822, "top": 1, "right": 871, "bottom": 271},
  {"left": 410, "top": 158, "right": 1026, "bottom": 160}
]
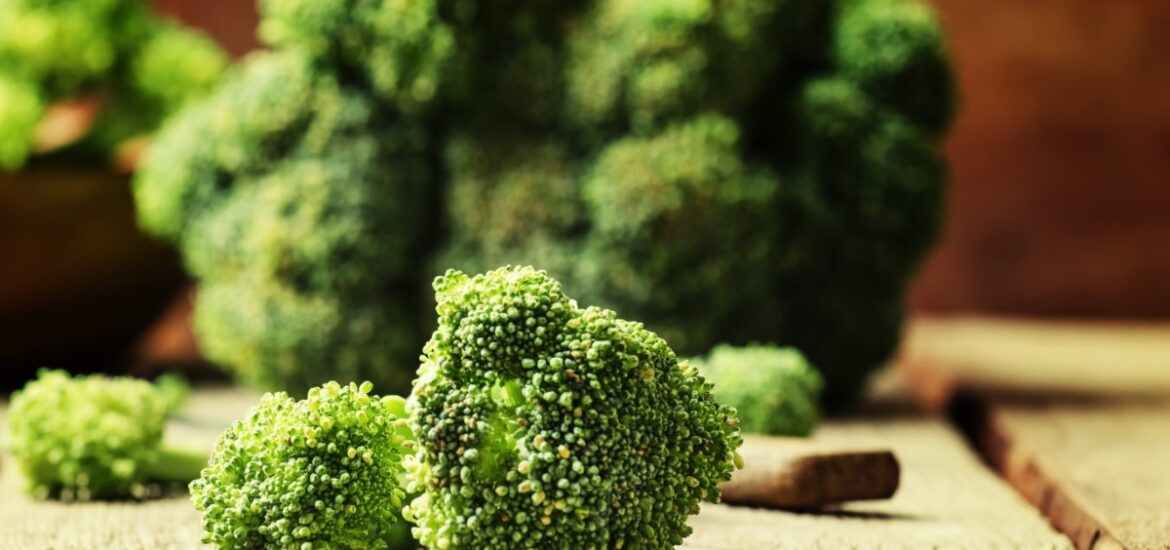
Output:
[{"left": 0, "top": 167, "right": 185, "bottom": 385}]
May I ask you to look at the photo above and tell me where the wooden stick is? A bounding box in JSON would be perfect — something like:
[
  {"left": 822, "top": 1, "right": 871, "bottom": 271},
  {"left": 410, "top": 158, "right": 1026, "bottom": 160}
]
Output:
[{"left": 720, "top": 435, "right": 900, "bottom": 510}]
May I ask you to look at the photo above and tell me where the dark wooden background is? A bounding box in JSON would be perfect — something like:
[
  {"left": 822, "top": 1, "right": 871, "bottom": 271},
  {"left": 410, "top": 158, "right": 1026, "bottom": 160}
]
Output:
[{"left": 156, "top": 0, "right": 1170, "bottom": 320}]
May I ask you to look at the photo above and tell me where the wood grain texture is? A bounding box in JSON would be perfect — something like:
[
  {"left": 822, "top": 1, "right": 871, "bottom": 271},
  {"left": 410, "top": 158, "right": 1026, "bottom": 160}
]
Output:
[
  {"left": 0, "top": 385, "right": 1069, "bottom": 549},
  {"left": 901, "top": 316, "right": 1170, "bottom": 549},
  {"left": 975, "top": 399, "right": 1170, "bottom": 550},
  {"left": 686, "top": 409, "right": 1070, "bottom": 549},
  {"left": 721, "top": 436, "right": 899, "bottom": 510}
]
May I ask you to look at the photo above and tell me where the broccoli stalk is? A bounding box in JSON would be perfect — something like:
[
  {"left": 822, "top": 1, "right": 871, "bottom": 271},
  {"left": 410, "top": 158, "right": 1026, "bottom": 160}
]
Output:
[{"left": 5, "top": 369, "right": 207, "bottom": 500}]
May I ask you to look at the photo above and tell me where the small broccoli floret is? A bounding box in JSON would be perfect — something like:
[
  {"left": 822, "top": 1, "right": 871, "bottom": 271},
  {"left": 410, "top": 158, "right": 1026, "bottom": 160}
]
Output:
[
  {"left": 5, "top": 369, "right": 207, "bottom": 500},
  {"left": 404, "top": 267, "right": 742, "bottom": 549},
  {"left": 693, "top": 345, "right": 822, "bottom": 437},
  {"left": 190, "top": 381, "right": 413, "bottom": 548}
]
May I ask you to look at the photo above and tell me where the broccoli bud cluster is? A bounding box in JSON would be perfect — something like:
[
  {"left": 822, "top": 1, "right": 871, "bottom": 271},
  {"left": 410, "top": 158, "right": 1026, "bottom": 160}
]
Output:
[
  {"left": 0, "top": 0, "right": 227, "bottom": 169},
  {"left": 190, "top": 381, "right": 414, "bottom": 548},
  {"left": 135, "top": 0, "right": 454, "bottom": 396},
  {"left": 403, "top": 266, "right": 742, "bottom": 549},
  {"left": 5, "top": 369, "right": 205, "bottom": 500},
  {"left": 693, "top": 345, "right": 823, "bottom": 437}
]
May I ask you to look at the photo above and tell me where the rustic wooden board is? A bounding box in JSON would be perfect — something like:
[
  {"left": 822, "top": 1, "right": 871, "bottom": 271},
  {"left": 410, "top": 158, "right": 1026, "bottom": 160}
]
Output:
[
  {"left": 975, "top": 398, "right": 1170, "bottom": 550},
  {"left": 901, "top": 316, "right": 1170, "bottom": 549},
  {"left": 0, "top": 384, "right": 1069, "bottom": 549}
]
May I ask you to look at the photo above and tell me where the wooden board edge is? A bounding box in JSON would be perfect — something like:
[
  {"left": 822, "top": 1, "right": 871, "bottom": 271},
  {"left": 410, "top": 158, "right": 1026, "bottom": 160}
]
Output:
[{"left": 972, "top": 404, "right": 1126, "bottom": 550}]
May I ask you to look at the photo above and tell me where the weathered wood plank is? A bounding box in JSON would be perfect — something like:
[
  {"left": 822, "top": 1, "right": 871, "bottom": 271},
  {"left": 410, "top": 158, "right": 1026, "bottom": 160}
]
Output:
[
  {"left": 685, "top": 405, "right": 1070, "bottom": 549},
  {"left": 901, "top": 316, "right": 1170, "bottom": 409},
  {"left": 975, "top": 399, "right": 1170, "bottom": 550},
  {"left": 0, "top": 384, "right": 1070, "bottom": 549},
  {"left": 901, "top": 316, "right": 1170, "bottom": 549}
]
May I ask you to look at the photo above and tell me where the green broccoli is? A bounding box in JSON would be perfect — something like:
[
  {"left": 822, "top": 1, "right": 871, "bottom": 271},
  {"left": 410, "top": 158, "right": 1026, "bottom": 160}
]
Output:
[
  {"left": 403, "top": 266, "right": 742, "bottom": 549},
  {"left": 0, "top": 0, "right": 227, "bottom": 169},
  {"left": 140, "top": 0, "right": 953, "bottom": 406},
  {"left": 436, "top": 0, "right": 954, "bottom": 405},
  {"left": 5, "top": 369, "right": 207, "bottom": 500},
  {"left": 190, "top": 380, "right": 413, "bottom": 548},
  {"left": 693, "top": 345, "right": 823, "bottom": 437},
  {"left": 134, "top": 2, "right": 450, "bottom": 395}
]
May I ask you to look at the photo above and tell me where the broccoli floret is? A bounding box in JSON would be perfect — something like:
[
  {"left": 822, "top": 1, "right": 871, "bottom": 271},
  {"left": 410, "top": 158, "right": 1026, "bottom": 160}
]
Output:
[
  {"left": 5, "top": 369, "right": 206, "bottom": 500},
  {"left": 403, "top": 267, "right": 742, "bottom": 549},
  {"left": 258, "top": 0, "right": 453, "bottom": 111},
  {"left": 190, "top": 381, "right": 413, "bottom": 548},
  {"left": 693, "top": 345, "right": 822, "bottom": 437},
  {"left": 0, "top": 0, "right": 225, "bottom": 169},
  {"left": 136, "top": 52, "right": 433, "bottom": 395},
  {"left": 437, "top": 0, "right": 954, "bottom": 406}
]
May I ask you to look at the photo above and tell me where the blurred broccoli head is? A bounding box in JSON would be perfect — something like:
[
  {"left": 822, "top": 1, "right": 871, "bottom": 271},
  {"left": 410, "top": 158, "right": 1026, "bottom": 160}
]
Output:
[
  {"left": 0, "top": 0, "right": 226, "bottom": 169},
  {"left": 142, "top": 0, "right": 954, "bottom": 407},
  {"left": 191, "top": 381, "right": 413, "bottom": 548},
  {"left": 404, "top": 267, "right": 742, "bottom": 549},
  {"left": 135, "top": 52, "right": 432, "bottom": 395},
  {"left": 693, "top": 345, "right": 823, "bottom": 437},
  {"left": 258, "top": 0, "right": 454, "bottom": 110},
  {"left": 439, "top": 0, "right": 954, "bottom": 406},
  {"left": 580, "top": 113, "right": 782, "bottom": 351},
  {"left": 5, "top": 369, "right": 205, "bottom": 500}
]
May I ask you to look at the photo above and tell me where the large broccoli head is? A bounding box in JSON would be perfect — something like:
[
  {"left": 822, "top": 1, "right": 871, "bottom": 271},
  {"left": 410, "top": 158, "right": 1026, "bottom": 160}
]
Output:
[
  {"left": 139, "top": 0, "right": 953, "bottom": 405},
  {"left": 0, "top": 0, "right": 226, "bottom": 169},
  {"left": 5, "top": 369, "right": 206, "bottom": 500},
  {"left": 438, "top": 0, "right": 955, "bottom": 405},
  {"left": 404, "top": 267, "right": 742, "bottom": 549},
  {"left": 190, "top": 381, "right": 413, "bottom": 548}
]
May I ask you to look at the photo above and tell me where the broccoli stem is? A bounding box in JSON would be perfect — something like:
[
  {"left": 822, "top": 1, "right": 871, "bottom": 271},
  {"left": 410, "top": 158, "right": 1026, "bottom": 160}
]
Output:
[{"left": 144, "top": 445, "right": 209, "bottom": 484}]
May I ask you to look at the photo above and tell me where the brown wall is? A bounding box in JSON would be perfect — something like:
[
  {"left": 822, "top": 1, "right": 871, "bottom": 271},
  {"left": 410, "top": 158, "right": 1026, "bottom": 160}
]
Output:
[
  {"left": 909, "top": 0, "right": 1170, "bottom": 318},
  {"left": 154, "top": 0, "right": 1170, "bottom": 319}
]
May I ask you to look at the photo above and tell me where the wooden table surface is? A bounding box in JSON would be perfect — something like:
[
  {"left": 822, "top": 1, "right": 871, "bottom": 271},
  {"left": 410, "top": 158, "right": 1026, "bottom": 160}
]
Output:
[
  {"left": 0, "top": 378, "right": 1070, "bottom": 549},
  {"left": 903, "top": 316, "right": 1170, "bottom": 550}
]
